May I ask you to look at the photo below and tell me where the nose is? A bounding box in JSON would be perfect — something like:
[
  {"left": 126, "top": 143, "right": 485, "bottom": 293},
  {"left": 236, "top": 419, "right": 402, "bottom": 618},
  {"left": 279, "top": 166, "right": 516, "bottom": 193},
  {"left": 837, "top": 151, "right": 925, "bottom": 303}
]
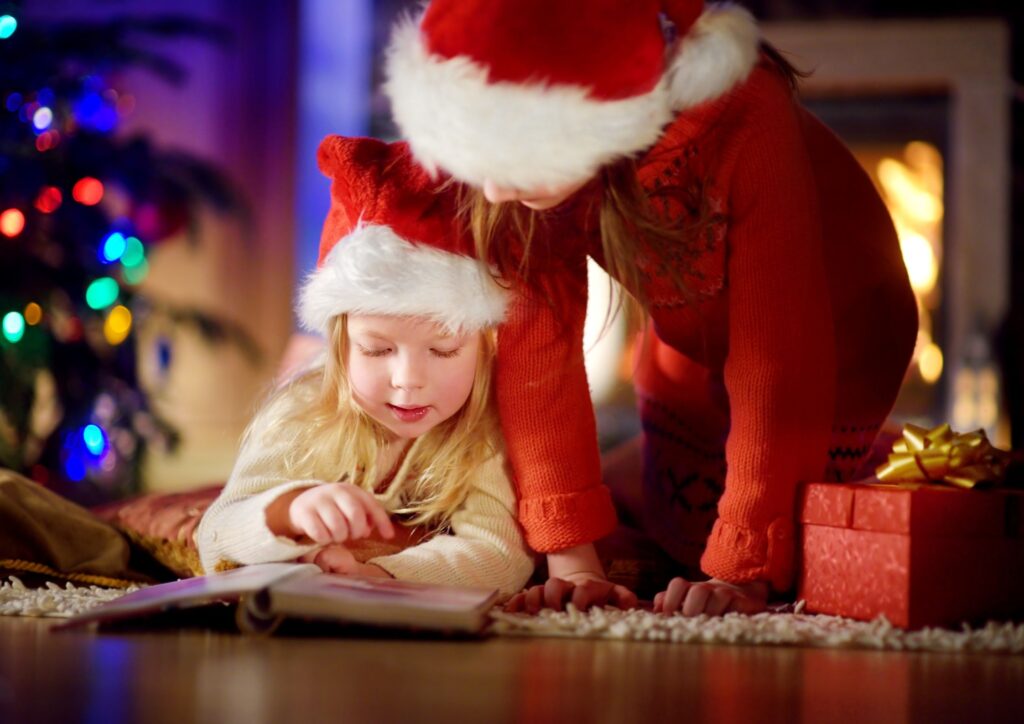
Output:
[
  {"left": 482, "top": 179, "right": 520, "bottom": 204},
  {"left": 390, "top": 353, "right": 425, "bottom": 391}
]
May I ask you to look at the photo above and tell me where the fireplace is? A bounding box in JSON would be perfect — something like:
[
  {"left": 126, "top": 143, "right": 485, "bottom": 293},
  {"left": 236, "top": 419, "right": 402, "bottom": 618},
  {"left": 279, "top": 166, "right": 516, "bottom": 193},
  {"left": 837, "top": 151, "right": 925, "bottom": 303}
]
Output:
[{"left": 761, "top": 19, "right": 1010, "bottom": 443}]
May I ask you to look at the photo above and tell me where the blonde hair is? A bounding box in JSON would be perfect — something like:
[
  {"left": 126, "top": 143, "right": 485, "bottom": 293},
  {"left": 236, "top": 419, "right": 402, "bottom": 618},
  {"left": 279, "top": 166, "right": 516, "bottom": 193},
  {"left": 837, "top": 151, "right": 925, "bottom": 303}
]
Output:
[
  {"left": 243, "top": 314, "right": 502, "bottom": 529},
  {"left": 458, "top": 158, "right": 719, "bottom": 321}
]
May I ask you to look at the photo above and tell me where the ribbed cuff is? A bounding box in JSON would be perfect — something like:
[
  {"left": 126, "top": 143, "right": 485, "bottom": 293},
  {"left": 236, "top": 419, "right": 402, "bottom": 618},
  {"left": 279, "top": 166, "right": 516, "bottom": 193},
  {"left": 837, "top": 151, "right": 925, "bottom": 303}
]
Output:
[
  {"left": 197, "top": 481, "right": 319, "bottom": 573},
  {"left": 518, "top": 485, "right": 618, "bottom": 553},
  {"left": 700, "top": 516, "right": 796, "bottom": 592}
]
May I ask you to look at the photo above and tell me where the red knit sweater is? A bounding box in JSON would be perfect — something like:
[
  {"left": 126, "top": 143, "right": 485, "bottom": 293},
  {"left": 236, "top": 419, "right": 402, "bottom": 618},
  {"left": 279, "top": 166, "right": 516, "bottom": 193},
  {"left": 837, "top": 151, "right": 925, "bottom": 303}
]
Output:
[{"left": 496, "top": 60, "right": 918, "bottom": 590}]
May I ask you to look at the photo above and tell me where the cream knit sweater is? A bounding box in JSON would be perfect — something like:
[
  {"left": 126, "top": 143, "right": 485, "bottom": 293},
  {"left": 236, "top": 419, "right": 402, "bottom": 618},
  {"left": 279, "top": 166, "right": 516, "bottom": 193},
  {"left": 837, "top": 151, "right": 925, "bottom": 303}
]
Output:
[{"left": 196, "top": 408, "right": 535, "bottom": 600}]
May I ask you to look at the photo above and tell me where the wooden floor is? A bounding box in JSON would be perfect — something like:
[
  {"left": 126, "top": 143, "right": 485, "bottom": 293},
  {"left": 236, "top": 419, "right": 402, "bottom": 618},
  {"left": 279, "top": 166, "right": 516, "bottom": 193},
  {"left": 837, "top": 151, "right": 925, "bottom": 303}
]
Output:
[{"left": 1, "top": 616, "right": 1022, "bottom": 724}]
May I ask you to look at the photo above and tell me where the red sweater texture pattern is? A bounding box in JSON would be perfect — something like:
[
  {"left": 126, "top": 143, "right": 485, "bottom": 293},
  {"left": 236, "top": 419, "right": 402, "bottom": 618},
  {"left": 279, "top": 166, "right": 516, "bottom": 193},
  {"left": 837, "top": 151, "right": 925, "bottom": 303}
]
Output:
[{"left": 497, "top": 60, "right": 918, "bottom": 590}]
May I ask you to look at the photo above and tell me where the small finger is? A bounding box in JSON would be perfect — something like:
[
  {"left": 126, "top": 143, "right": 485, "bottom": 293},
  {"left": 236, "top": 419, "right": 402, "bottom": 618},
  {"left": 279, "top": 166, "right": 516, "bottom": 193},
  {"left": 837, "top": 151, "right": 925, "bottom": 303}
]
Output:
[
  {"left": 524, "top": 585, "right": 546, "bottom": 615},
  {"left": 311, "top": 548, "right": 332, "bottom": 572},
  {"left": 611, "top": 585, "right": 639, "bottom": 610},
  {"left": 662, "top": 577, "right": 690, "bottom": 614},
  {"left": 504, "top": 593, "right": 526, "bottom": 613},
  {"left": 368, "top": 503, "right": 395, "bottom": 540},
  {"left": 320, "top": 544, "right": 357, "bottom": 574},
  {"left": 330, "top": 494, "right": 368, "bottom": 540},
  {"left": 298, "top": 510, "right": 331, "bottom": 545},
  {"left": 682, "top": 583, "right": 712, "bottom": 617},
  {"left": 544, "top": 578, "right": 572, "bottom": 612},
  {"left": 349, "top": 487, "right": 395, "bottom": 539},
  {"left": 570, "top": 580, "right": 606, "bottom": 611},
  {"left": 318, "top": 504, "right": 352, "bottom": 542},
  {"left": 652, "top": 591, "right": 665, "bottom": 613}
]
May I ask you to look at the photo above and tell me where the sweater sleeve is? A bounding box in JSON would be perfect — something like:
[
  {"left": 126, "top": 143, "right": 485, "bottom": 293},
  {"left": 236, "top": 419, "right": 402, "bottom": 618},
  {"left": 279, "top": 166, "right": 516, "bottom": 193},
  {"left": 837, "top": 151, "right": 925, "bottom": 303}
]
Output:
[
  {"left": 700, "top": 87, "right": 837, "bottom": 591},
  {"left": 368, "top": 453, "right": 535, "bottom": 600},
  {"left": 196, "top": 425, "right": 321, "bottom": 575},
  {"left": 495, "top": 265, "right": 617, "bottom": 553}
]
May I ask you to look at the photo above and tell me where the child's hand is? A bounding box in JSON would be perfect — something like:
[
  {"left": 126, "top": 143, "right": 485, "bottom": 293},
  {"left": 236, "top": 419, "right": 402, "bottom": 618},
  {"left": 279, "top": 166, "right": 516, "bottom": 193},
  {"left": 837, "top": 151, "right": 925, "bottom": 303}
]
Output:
[
  {"left": 287, "top": 482, "right": 395, "bottom": 545},
  {"left": 299, "top": 544, "right": 393, "bottom": 578},
  {"left": 504, "top": 573, "right": 638, "bottom": 614},
  {"left": 652, "top": 577, "right": 768, "bottom": 617}
]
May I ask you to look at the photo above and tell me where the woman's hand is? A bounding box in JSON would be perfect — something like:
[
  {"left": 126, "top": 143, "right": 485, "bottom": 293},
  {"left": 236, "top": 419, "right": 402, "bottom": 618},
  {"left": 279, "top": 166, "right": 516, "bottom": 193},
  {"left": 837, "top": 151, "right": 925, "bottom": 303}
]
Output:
[
  {"left": 652, "top": 577, "right": 768, "bottom": 617},
  {"left": 270, "top": 482, "right": 395, "bottom": 545},
  {"left": 299, "top": 543, "right": 393, "bottom": 578},
  {"left": 504, "top": 572, "right": 638, "bottom": 614}
]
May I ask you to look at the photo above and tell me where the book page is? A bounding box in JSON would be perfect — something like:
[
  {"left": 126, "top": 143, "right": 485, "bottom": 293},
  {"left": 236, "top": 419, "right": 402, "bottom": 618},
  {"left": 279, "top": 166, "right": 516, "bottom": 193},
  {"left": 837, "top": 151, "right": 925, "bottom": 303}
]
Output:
[
  {"left": 279, "top": 575, "right": 498, "bottom": 611},
  {"left": 56, "top": 563, "right": 319, "bottom": 628}
]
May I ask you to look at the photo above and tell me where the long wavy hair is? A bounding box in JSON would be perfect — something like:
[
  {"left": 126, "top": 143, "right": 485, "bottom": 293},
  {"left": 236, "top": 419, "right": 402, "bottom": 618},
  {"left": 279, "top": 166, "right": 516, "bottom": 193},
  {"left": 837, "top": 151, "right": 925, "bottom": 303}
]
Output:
[{"left": 242, "top": 314, "right": 502, "bottom": 529}]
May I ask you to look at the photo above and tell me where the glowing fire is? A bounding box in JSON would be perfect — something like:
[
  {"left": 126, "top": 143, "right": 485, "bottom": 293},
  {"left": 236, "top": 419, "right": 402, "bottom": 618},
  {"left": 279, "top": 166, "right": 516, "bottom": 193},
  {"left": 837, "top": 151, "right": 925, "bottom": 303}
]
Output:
[
  {"left": 871, "top": 141, "right": 1001, "bottom": 437},
  {"left": 873, "top": 142, "right": 944, "bottom": 384}
]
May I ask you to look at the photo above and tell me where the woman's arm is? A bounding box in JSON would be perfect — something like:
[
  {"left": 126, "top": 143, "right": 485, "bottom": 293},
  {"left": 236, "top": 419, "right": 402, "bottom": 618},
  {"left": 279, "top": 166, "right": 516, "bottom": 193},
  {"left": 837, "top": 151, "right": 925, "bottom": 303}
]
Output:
[
  {"left": 495, "top": 267, "right": 618, "bottom": 553},
  {"left": 701, "top": 81, "right": 836, "bottom": 592}
]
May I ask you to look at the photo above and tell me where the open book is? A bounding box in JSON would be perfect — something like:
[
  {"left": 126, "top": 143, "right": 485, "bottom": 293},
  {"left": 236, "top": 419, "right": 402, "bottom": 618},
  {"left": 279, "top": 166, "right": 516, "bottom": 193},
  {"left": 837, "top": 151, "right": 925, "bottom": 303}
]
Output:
[{"left": 56, "top": 562, "right": 500, "bottom": 635}]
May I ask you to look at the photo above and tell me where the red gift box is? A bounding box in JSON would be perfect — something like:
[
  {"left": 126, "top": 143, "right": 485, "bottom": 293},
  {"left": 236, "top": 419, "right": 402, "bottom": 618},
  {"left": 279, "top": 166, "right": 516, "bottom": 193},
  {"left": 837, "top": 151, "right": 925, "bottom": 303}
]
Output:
[{"left": 797, "top": 481, "right": 1024, "bottom": 628}]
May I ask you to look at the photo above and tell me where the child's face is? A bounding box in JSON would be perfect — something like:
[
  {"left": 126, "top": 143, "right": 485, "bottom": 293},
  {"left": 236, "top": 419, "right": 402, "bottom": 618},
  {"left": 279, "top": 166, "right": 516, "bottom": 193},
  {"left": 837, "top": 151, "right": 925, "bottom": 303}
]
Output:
[
  {"left": 347, "top": 315, "right": 481, "bottom": 441},
  {"left": 481, "top": 177, "right": 590, "bottom": 210}
]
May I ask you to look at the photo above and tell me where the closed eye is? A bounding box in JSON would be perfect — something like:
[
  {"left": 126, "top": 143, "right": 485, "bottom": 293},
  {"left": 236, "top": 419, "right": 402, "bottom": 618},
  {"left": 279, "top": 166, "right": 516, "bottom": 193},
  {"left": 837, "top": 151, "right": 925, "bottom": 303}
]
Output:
[
  {"left": 358, "top": 346, "right": 391, "bottom": 357},
  {"left": 431, "top": 347, "right": 461, "bottom": 359}
]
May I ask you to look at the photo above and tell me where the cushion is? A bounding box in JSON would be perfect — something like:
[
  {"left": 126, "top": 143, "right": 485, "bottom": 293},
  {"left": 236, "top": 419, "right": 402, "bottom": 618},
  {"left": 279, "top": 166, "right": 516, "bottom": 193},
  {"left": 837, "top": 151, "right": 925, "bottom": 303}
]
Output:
[
  {"left": 0, "top": 469, "right": 156, "bottom": 587},
  {"left": 92, "top": 484, "right": 429, "bottom": 578},
  {"left": 92, "top": 485, "right": 222, "bottom": 578}
]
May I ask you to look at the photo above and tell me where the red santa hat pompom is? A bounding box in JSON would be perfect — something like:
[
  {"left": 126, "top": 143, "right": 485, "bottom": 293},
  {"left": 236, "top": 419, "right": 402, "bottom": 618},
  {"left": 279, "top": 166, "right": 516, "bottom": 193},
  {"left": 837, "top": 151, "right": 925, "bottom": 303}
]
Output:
[
  {"left": 384, "top": 1, "right": 760, "bottom": 191},
  {"left": 298, "top": 136, "right": 508, "bottom": 335}
]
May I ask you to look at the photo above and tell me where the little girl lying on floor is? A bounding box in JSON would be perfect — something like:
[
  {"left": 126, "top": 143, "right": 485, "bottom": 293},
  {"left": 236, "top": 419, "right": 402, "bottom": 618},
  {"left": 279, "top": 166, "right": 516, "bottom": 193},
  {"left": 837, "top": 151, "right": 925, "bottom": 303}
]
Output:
[{"left": 196, "top": 136, "right": 533, "bottom": 600}]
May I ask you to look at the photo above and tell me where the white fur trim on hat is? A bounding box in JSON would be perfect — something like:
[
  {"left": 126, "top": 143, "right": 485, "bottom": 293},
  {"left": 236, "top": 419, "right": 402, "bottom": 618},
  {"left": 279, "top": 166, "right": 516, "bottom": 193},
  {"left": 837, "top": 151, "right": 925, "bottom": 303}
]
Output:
[
  {"left": 667, "top": 4, "right": 760, "bottom": 111},
  {"left": 384, "top": 15, "right": 673, "bottom": 190},
  {"left": 298, "top": 224, "right": 508, "bottom": 335},
  {"left": 384, "top": 4, "right": 759, "bottom": 190}
]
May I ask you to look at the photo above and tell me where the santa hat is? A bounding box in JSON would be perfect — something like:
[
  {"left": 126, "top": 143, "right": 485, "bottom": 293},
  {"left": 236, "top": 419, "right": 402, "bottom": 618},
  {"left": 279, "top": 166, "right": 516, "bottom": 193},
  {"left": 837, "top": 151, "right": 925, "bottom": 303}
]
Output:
[
  {"left": 384, "top": 1, "right": 759, "bottom": 190},
  {"left": 298, "top": 136, "right": 508, "bottom": 335}
]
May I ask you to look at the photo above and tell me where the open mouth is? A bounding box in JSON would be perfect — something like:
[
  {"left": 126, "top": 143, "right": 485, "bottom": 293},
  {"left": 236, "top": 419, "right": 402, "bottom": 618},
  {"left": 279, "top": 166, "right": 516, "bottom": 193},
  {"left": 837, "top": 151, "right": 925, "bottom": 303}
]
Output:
[{"left": 387, "top": 404, "right": 430, "bottom": 423}]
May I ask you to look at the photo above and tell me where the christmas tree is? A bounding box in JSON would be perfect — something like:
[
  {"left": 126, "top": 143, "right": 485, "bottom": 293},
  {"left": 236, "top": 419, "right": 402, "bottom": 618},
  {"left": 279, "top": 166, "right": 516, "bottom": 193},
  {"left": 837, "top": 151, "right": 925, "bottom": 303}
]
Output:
[{"left": 0, "top": 7, "right": 254, "bottom": 505}]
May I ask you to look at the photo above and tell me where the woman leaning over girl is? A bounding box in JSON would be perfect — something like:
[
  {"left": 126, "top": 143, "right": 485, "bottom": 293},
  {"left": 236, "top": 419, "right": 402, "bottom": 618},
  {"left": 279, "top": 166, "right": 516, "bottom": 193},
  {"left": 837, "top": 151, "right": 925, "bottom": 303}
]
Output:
[{"left": 384, "top": 0, "right": 918, "bottom": 615}]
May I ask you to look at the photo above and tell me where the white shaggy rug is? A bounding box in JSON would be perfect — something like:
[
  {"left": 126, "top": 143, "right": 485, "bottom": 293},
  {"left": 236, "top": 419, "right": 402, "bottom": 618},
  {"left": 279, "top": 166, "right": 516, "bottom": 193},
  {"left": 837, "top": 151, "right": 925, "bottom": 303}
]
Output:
[
  {"left": 3, "top": 576, "right": 1022, "bottom": 654},
  {"left": 490, "top": 603, "right": 1024, "bottom": 654},
  {"left": 0, "top": 576, "right": 141, "bottom": 618}
]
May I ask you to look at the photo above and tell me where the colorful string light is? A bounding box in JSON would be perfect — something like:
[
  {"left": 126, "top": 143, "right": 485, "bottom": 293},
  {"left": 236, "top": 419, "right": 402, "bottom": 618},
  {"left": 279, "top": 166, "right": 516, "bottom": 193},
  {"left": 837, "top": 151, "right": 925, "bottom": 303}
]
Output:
[
  {"left": 2, "top": 312, "right": 25, "bottom": 343},
  {"left": 120, "top": 236, "right": 145, "bottom": 267},
  {"left": 0, "top": 208, "right": 25, "bottom": 237},
  {"left": 85, "top": 277, "right": 120, "bottom": 309},
  {"left": 32, "top": 106, "right": 53, "bottom": 132},
  {"left": 103, "top": 305, "right": 132, "bottom": 345},
  {"left": 0, "top": 15, "right": 17, "bottom": 40},
  {"left": 35, "top": 186, "right": 63, "bottom": 213},
  {"left": 35, "top": 130, "right": 60, "bottom": 152},
  {"left": 63, "top": 454, "right": 86, "bottom": 483},
  {"left": 72, "top": 177, "right": 104, "bottom": 206},
  {"left": 120, "top": 236, "right": 149, "bottom": 283},
  {"left": 100, "top": 231, "right": 127, "bottom": 263},
  {"left": 122, "top": 259, "right": 149, "bottom": 285},
  {"left": 23, "top": 302, "right": 42, "bottom": 326},
  {"left": 82, "top": 424, "right": 108, "bottom": 457}
]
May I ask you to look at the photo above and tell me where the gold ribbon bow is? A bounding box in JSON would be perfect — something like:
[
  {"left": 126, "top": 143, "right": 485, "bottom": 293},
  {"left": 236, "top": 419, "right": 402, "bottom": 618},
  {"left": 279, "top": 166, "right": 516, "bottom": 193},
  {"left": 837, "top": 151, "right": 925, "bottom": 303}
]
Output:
[{"left": 875, "top": 423, "right": 1011, "bottom": 489}]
